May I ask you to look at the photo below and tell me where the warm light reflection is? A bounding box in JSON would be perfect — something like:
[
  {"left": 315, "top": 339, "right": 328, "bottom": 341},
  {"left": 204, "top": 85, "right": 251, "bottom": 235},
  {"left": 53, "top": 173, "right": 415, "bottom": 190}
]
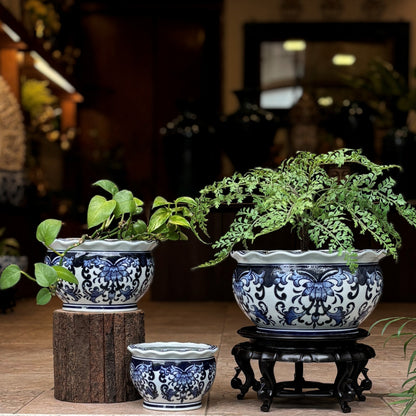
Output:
[
  {"left": 318, "top": 96, "right": 334, "bottom": 107},
  {"left": 332, "top": 54, "right": 356, "bottom": 66},
  {"left": 283, "top": 39, "right": 306, "bottom": 51},
  {"left": 1, "top": 23, "right": 21, "bottom": 42},
  {"left": 30, "top": 51, "right": 76, "bottom": 93}
]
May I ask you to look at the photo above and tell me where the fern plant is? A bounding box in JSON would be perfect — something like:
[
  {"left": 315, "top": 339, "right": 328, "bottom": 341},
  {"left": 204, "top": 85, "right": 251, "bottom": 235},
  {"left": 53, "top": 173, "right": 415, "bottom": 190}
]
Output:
[
  {"left": 191, "top": 148, "right": 416, "bottom": 270},
  {"left": 370, "top": 317, "right": 416, "bottom": 416}
]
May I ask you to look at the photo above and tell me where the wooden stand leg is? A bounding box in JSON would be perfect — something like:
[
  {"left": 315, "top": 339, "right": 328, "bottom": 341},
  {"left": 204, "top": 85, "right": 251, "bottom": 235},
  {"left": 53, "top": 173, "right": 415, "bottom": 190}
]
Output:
[{"left": 53, "top": 309, "right": 145, "bottom": 403}]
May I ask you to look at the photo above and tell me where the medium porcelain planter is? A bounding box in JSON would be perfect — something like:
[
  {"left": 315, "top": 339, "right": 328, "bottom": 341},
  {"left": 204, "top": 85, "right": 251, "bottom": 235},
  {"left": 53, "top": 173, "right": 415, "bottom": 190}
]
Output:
[
  {"left": 46, "top": 239, "right": 158, "bottom": 312},
  {"left": 128, "top": 342, "right": 217, "bottom": 411},
  {"left": 231, "top": 249, "right": 386, "bottom": 335}
]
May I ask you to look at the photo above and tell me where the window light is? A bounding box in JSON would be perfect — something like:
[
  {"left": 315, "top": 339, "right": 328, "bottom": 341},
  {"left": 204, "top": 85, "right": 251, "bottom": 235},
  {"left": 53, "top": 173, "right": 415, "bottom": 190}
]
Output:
[
  {"left": 332, "top": 54, "right": 356, "bottom": 66},
  {"left": 283, "top": 39, "right": 306, "bottom": 51}
]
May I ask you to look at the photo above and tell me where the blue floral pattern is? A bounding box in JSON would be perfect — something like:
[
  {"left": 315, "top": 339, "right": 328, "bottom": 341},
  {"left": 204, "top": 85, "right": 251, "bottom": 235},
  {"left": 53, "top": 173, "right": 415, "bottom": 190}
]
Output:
[
  {"left": 46, "top": 250, "right": 154, "bottom": 310},
  {"left": 130, "top": 358, "right": 216, "bottom": 409},
  {"left": 232, "top": 263, "right": 383, "bottom": 331}
]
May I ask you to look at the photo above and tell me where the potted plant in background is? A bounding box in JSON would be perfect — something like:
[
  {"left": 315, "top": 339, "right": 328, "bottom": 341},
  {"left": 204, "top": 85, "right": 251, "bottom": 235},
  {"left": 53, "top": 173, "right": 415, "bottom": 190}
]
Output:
[
  {"left": 0, "top": 179, "right": 196, "bottom": 312},
  {"left": 0, "top": 229, "right": 28, "bottom": 313},
  {"left": 190, "top": 148, "right": 416, "bottom": 335},
  {"left": 370, "top": 317, "right": 416, "bottom": 416}
]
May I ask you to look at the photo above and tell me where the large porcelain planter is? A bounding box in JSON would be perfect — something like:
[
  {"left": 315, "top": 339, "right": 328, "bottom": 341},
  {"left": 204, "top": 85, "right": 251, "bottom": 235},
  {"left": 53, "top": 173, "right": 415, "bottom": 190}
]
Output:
[
  {"left": 128, "top": 342, "right": 217, "bottom": 411},
  {"left": 231, "top": 249, "right": 386, "bottom": 335},
  {"left": 46, "top": 239, "right": 158, "bottom": 312}
]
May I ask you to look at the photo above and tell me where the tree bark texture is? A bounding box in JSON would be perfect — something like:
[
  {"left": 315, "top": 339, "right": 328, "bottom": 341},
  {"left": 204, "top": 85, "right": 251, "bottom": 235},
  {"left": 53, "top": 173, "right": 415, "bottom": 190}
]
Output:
[{"left": 53, "top": 309, "right": 145, "bottom": 403}]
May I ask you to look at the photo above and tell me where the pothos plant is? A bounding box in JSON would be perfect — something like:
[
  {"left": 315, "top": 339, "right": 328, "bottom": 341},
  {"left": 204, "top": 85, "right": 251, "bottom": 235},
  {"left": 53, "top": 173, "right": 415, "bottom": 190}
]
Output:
[
  {"left": 0, "top": 179, "right": 196, "bottom": 305},
  {"left": 190, "top": 148, "right": 416, "bottom": 270}
]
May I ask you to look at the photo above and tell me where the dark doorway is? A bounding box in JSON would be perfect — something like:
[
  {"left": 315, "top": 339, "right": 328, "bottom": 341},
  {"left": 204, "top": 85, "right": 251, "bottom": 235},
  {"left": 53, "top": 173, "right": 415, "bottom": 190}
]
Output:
[{"left": 71, "top": 1, "right": 222, "bottom": 203}]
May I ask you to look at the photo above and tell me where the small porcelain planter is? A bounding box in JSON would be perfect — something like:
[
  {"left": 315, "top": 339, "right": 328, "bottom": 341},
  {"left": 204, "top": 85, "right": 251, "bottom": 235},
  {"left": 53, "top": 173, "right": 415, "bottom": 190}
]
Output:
[
  {"left": 128, "top": 342, "right": 218, "bottom": 411},
  {"left": 231, "top": 249, "right": 386, "bottom": 335},
  {"left": 46, "top": 239, "right": 158, "bottom": 312}
]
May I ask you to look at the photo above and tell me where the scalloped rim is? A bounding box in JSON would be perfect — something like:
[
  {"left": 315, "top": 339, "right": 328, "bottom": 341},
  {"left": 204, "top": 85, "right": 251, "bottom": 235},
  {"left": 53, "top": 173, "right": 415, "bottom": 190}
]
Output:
[
  {"left": 128, "top": 342, "right": 218, "bottom": 359},
  {"left": 49, "top": 238, "right": 158, "bottom": 252},
  {"left": 230, "top": 249, "right": 387, "bottom": 264}
]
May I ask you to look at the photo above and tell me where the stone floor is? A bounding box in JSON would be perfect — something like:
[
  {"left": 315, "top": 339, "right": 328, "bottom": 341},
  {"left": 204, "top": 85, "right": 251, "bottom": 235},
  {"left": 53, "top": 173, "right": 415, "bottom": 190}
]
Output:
[{"left": 0, "top": 297, "right": 415, "bottom": 416}]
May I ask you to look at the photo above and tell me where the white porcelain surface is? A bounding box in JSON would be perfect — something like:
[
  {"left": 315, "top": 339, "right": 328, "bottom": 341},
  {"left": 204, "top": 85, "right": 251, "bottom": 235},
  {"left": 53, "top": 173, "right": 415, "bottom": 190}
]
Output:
[
  {"left": 48, "top": 238, "right": 157, "bottom": 312},
  {"left": 231, "top": 249, "right": 384, "bottom": 334},
  {"left": 129, "top": 342, "right": 217, "bottom": 411}
]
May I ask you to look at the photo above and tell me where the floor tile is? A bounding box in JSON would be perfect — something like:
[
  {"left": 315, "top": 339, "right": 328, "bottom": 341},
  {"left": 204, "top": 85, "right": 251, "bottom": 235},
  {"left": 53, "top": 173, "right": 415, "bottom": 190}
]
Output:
[{"left": 0, "top": 298, "right": 414, "bottom": 415}]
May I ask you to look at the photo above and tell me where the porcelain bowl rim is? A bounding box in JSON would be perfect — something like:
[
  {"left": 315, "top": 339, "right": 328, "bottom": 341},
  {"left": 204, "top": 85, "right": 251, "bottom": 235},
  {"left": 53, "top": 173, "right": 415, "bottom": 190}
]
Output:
[
  {"left": 128, "top": 341, "right": 218, "bottom": 359},
  {"left": 49, "top": 238, "right": 158, "bottom": 252},
  {"left": 230, "top": 249, "right": 387, "bottom": 264}
]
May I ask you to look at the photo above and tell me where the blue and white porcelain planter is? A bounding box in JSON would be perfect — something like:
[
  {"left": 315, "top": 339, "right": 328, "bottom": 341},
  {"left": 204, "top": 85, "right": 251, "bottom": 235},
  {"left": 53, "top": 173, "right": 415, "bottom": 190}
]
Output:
[
  {"left": 128, "top": 342, "right": 217, "bottom": 411},
  {"left": 46, "top": 239, "right": 158, "bottom": 312},
  {"left": 231, "top": 249, "right": 386, "bottom": 335}
]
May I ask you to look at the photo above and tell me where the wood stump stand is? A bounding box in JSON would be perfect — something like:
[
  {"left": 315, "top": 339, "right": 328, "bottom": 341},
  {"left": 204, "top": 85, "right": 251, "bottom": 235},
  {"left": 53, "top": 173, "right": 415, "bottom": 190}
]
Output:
[{"left": 53, "top": 309, "right": 145, "bottom": 403}]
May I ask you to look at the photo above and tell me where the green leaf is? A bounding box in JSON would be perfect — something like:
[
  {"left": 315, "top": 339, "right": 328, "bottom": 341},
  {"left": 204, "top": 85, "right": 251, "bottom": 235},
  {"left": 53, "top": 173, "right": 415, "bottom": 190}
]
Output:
[
  {"left": 36, "top": 288, "right": 52, "bottom": 305},
  {"left": 152, "top": 196, "right": 169, "bottom": 209},
  {"left": 132, "top": 220, "right": 148, "bottom": 235},
  {"left": 0, "top": 264, "right": 22, "bottom": 289},
  {"left": 134, "top": 197, "right": 144, "bottom": 207},
  {"left": 148, "top": 207, "right": 171, "bottom": 232},
  {"left": 175, "top": 196, "right": 197, "bottom": 206},
  {"left": 53, "top": 266, "right": 78, "bottom": 284},
  {"left": 113, "top": 190, "right": 136, "bottom": 217},
  {"left": 168, "top": 215, "right": 191, "bottom": 228},
  {"left": 34, "top": 263, "right": 58, "bottom": 287},
  {"left": 93, "top": 179, "right": 119, "bottom": 196},
  {"left": 36, "top": 219, "right": 62, "bottom": 246},
  {"left": 87, "top": 195, "right": 117, "bottom": 228}
]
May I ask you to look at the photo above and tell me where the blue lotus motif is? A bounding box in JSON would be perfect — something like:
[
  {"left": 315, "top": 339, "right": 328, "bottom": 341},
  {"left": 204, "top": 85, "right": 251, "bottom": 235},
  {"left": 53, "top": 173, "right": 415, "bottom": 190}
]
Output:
[
  {"left": 98, "top": 259, "right": 130, "bottom": 282},
  {"left": 160, "top": 363, "right": 204, "bottom": 402},
  {"left": 233, "top": 262, "right": 383, "bottom": 330},
  {"left": 130, "top": 358, "right": 215, "bottom": 407},
  {"left": 49, "top": 250, "right": 154, "bottom": 308},
  {"left": 303, "top": 280, "right": 334, "bottom": 301},
  {"left": 130, "top": 362, "right": 158, "bottom": 400}
]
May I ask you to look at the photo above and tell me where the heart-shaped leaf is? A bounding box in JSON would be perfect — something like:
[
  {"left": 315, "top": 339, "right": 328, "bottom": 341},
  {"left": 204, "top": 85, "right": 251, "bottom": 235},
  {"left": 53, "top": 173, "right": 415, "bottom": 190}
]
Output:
[
  {"left": 34, "top": 263, "right": 58, "bottom": 287},
  {"left": 168, "top": 215, "right": 191, "bottom": 228},
  {"left": 93, "top": 179, "right": 119, "bottom": 196},
  {"left": 87, "top": 195, "right": 117, "bottom": 228},
  {"left": 114, "top": 190, "right": 136, "bottom": 217},
  {"left": 152, "top": 196, "right": 169, "bottom": 209},
  {"left": 0, "top": 264, "right": 22, "bottom": 289},
  {"left": 53, "top": 266, "right": 78, "bottom": 284},
  {"left": 132, "top": 220, "right": 148, "bottom": 235},
  {"left": 36, "top": 219, "right": 62, "bottom": 246},
  {"left": 148, "top": 208, "right": 171, "bottom": 232},
  {"left": 36, "top": 288, "right": 52, "bottom": 305},
  {"left": 175, "top": 196, "right": 197, "bottom": 206}
]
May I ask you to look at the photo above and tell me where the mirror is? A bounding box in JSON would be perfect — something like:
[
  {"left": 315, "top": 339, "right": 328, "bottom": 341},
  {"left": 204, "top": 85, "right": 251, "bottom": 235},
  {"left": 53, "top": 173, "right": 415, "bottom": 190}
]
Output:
[{"left": 244, "top": 22, "right": 409, "bottom": 111}]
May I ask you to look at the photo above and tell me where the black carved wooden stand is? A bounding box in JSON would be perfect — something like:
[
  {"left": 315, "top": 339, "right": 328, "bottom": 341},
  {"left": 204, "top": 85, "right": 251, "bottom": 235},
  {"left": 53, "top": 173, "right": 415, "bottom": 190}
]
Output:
[{"left": 231, "top": 326, "right": 375, "bottom": 413}]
